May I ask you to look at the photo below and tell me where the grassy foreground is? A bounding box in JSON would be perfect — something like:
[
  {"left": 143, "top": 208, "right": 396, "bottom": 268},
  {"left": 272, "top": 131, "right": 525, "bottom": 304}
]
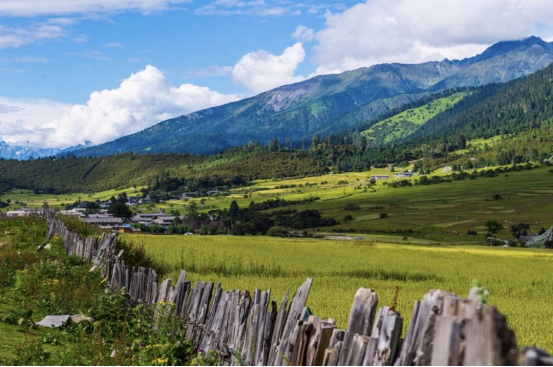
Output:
[{"left": 133, "top": 233, "right": 553, "bottom": 351}]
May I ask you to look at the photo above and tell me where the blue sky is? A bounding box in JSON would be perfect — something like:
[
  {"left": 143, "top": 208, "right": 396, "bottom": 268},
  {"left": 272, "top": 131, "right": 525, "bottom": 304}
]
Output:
[
  {"left": 0, "top": 1, "right": 351, "bottom": 103},
  {"left": 1, "top": 0, "right": 553, "bottom": 149}
]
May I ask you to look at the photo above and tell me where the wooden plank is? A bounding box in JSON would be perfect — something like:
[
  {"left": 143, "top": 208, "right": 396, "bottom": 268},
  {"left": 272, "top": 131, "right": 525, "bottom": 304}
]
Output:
[
  {"left": 275, "top": 279, "right": 312, "bottom": 366},
  {"left": 323, "top": 341, "right": 342, "bottom": 366},
  {"left": 313, "top": 323, "right": 336, "bottom": 366},
  {"left": 337, "top": 288, "right": 378, "bottom": 366},
  {"left": 463, "top": 306, "right": 518, "bottom": 366},
  {"left": 373, "top": 311, "right": 402, "bottom": 366},
  {"left": 268, "top": 291, "right": 289, "bottom": 365}
]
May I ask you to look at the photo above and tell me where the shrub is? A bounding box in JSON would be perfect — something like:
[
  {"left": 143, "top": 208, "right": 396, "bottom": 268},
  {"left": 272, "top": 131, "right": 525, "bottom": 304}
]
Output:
[
  {"left": 485, "top": 220, "right": 503, "bottom": 234},
  {"left": 344, "top": 203, "right": 360, "bottom": 211},
  {"left": 267, "top": 226, "right": 289, "bottom": 237},
  {"left": 379, "top": 213, "right": 389, "bottom": 219}
]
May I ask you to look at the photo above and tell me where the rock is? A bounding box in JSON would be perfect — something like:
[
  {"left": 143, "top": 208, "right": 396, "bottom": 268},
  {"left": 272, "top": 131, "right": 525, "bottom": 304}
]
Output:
[
  {"left": 44, "top": 243, "right": 51, "bottom": 250},
  {"left": 70, "top": 314, "right": 94, "bottom": 324},
  {"left": 36, "top": 315, "right": 70, "bottom": 328}
]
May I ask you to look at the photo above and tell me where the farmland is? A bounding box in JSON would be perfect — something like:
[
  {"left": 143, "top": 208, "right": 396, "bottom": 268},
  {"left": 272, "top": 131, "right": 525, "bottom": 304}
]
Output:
[
  {"left": 3, "top": 164, "right": 553, "bottom": 245},
  {"left": 160, "top": 164, "right": 553, "bottom": 244},
  {"left": 131, "top": 233, "right": 553, "bottom": 350}
]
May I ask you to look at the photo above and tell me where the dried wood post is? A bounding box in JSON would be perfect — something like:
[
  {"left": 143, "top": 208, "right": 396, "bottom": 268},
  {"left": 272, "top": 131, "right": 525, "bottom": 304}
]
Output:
[
  {"left": 267, "top": 291, "right": 289, "bottom": 365},
  {"left": 462, "top": 305, "right": 517, "bottom": 365},
  {"left": 337, "top": 288, "right": 379, "bottom": 366},
  {"left": 395, "top": 289, "right": 450, "bottom": 366},
  {"left": 272, "top": 278, "right": 312, "bottom": 366},
  {"left": 366, "top": 306, "right": 402, "bottom": 366},
  {"left": 322, "top": 328, "right": 345, "bottom": 366}
]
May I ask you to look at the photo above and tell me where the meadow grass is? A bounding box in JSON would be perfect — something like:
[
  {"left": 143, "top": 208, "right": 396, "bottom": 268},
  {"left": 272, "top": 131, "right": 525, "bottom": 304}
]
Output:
[
  {"left": 131, "top": 233, "right": 553, "bottom": 350},
  {"left": 161, "top": 165, "right": 553, "bottom": 244},
  {"left": 362, "top": 92, "right": 468, "bottom": 144}
]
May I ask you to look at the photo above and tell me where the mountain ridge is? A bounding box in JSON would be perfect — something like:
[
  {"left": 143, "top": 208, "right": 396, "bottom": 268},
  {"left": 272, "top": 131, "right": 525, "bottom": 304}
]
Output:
[{"left": 3, "top": 37, "right": 553, "bottom": 159}]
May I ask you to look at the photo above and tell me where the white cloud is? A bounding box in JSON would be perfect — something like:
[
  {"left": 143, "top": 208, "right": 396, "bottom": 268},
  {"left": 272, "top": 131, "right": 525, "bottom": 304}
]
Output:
[
  {"left": 183, "top": 65, "right": 233, "bottom": 78},
  {"left": 0, "top": 24, "right": 65, "bottom": 49},
  {"left": 0, "top": 98, "right": 71, "bottom": 146},
  {"left": 103, "top": 42, "right": 122, "bottom": 48},
  {"left": 0, "top": 65, "right": 240, "bottom": 149},
  {"left": 0, "top": 0, "right": 192, "bottom": 17},
  {"left": 311, "top": 0, "right": 553, "bottom": 75},
  {"left": 0, "top": 56, "right": 48, "bottom": 63},
  {"left": 292, "top": 25, "right": 315, "bottom": 42},
  {"left": 195, "top": 0, "right": 299, "bottom": 17},
  {"left": 232, "top": 42, "right": 306, "bottom": 93}
]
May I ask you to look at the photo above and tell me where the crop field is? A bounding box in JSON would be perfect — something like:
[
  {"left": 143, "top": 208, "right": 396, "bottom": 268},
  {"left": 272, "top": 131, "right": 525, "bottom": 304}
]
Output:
[
  {"left": 3, "top": 164, "right": 553, "bottom": 245},
  {"left": 130, "top": 233, "right": 553, "bottom": 350},
  {"left": 0, "top": 186, "right": 144, "bottom": 209},
  {"left": 160, "top": 165, "right": 553, "bottom": 244}
]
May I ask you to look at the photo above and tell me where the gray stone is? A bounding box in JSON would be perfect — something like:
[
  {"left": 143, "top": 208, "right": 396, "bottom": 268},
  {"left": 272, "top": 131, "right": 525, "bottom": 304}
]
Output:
[
  {"left": 44, "top": 243, "right": 51, "bottom": 250},
  {"left": 36, "top": 315, "right": 70, "bottom": 328},
  {"left": 70, "top": 314, "right": 94, "bottom": 324}
]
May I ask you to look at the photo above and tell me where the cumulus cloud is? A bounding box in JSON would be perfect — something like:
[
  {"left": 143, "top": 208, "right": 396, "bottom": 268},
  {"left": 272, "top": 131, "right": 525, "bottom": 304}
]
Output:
[
  {"left": 231, "top": 42, "right": 306, "bottom": 93},
  {"left": 0, "top": 0, "right": 192, "bottom": 17},
  {"left": 312, "top": 0, "right": 553, "bottom": 74},
  {"left": 0, "top": 65, "right": 240, "bottom": 149},
  {"left": 0, "top": 98, "right": 71, "bottom": 146}
]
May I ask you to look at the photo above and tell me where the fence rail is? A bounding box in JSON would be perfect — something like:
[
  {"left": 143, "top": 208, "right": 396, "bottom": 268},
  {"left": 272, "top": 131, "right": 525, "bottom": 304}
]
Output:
[{"left": 44, "top": 210, "right": 551, "bottom": 366}]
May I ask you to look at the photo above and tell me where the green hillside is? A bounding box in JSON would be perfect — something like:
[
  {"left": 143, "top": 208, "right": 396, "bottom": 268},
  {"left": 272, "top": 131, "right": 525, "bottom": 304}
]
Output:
[
  {"left": 72, "top": 37, "right": 553, "bottom": 157},
  {"left": 361, "top": 92, "right": 468, "bottom": 145}
]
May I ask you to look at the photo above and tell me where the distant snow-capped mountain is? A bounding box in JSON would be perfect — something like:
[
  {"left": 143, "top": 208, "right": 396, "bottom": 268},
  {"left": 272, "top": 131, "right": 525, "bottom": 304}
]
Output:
[{"left": 0, "top": 141, "right": 92, "bottom": 160}]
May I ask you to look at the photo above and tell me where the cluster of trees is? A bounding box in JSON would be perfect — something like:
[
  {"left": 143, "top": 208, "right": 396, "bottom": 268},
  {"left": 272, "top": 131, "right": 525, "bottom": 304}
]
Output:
[{"left": 202, "top": 199, "right": 340, "bottom": 236}]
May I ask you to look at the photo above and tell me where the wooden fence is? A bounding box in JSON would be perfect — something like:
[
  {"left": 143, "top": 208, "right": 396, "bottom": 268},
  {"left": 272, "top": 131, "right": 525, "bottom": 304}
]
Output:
[{"left": 44, "top": 211, "right": 551, "bottom": 366}]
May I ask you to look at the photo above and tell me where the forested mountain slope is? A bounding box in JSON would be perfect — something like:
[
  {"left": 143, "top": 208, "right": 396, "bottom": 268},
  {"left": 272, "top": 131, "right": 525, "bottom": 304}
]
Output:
[{"left": 73, "top": 37, "right": 553, "bottom": 157}]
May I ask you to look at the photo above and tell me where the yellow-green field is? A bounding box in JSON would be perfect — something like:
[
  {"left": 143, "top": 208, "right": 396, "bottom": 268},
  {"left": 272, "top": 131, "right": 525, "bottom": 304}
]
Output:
[
  {"left": 0, "top": 186, "right": 145, "bottom": 208},
  {"left": 130, "top": 234, "right": 553, "bottom": 350}
]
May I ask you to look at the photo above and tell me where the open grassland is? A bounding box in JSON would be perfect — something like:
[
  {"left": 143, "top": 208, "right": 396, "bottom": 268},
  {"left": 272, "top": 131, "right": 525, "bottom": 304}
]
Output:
[
  {"left": 362, "top": 92, "right": 468, "bottom": 144},
  {"left": 132, "top": 234, "right": 553, "bottom": 350},
  {"left": 161, "top": 165, "right": 553, "bottom": 244},
  {"left": 455, "top": 134, "right": 507, "bottom": 155}
]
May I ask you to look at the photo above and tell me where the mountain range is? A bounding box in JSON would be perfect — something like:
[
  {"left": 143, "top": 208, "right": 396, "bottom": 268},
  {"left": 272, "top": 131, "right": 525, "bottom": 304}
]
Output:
[
  {"left": 0, "top": 141, "right": 92, "bottom": 161},
  {"left": 2, "top": 36, "right": 553, "bottom": 160}
]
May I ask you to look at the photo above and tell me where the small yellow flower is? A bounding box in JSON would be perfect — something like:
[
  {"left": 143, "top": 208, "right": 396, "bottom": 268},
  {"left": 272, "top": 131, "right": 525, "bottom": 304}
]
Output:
[
  {"left": 156, "top": 358, "right": 168, "bottom": 364},
  {"left": 52, "top": 279, "right": 60, "bottom": 284},
  {"left": 100, "top": 278, "right": 107, "bottom": 284}
]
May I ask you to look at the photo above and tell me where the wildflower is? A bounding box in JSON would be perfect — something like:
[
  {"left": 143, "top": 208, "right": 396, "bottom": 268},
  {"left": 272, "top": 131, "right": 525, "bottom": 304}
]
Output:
[
  {"left": 101, "top": 278, "right": 107, "bottom": 284},
  {"left": 156, "top": 357, "right": 168, "bottom": 364},
  {"left": 52, "top": 279, "right": 60, "bottom": 284}
]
